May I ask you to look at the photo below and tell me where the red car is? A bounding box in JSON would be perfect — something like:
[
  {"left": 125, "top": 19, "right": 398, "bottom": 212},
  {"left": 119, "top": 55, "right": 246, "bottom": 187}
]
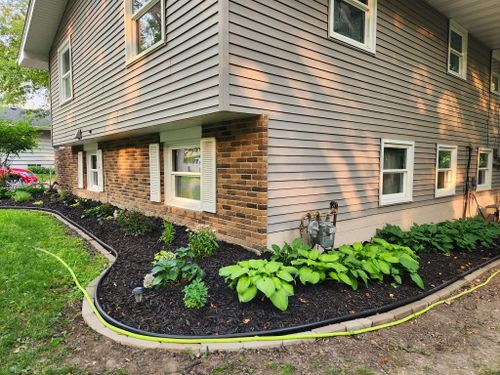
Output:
[{"left": 0, "top": 167, "right": 39, "bottom": 185}]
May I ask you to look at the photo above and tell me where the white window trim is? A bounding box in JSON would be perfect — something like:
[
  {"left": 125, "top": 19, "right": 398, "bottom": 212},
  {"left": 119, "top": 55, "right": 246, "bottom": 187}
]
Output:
[
  {"left": 379, "top": 139, "right": 414, "bottom": 206},
  {"left": 57, "top": 37, "right": 73, "bottom": 105},
  {"left": 328, "top": 0, "right": 377, "bottom": 53},
  {"left": 476, "top": 147, "right": 493, "bottom": 192},
  {"left": 491, "top": 50, "right": 500, "bottom": 96},
  {"left": 164, "top": 141, "right": 202, "bottom": 212},
  {"left": 435, "top": 144, "right": 458, "bottom": 198},
  {"left": 124, "top": 0, "right": 166, "bottom": 66},
  {"left": 86, "top": 149, "right": 103, "bottom": 193},
  {"left": 447, "top": 20, "right": 468, "bottom": 80}
]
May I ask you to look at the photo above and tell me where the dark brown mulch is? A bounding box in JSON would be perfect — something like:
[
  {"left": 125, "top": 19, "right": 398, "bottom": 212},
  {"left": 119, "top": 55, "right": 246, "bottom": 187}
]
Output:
[{"left": 1, "top": 195, "right": 499, "bottom": 336}]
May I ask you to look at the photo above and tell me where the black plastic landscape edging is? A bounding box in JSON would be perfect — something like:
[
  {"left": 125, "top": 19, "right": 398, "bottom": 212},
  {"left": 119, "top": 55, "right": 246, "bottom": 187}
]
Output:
[{"left": 2, "top": 205, "right": 500, "bottom": 339}]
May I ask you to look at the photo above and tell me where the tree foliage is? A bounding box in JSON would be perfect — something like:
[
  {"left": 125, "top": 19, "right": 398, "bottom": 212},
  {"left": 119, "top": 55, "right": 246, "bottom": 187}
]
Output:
[
  {"left": 0, "top": 0, "right": 49, "bottom": 105},
  {"left": 0, "top": 117, "right": 39, "bottom": 168}
]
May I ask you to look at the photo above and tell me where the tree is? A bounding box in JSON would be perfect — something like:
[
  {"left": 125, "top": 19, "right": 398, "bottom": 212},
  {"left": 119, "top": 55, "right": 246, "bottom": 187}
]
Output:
[
  {"left": 0, "top": 118, "right": 39, "bottom": 170},
  {"left": 0, "top": 0, "right": 49, "bottom": 106}
]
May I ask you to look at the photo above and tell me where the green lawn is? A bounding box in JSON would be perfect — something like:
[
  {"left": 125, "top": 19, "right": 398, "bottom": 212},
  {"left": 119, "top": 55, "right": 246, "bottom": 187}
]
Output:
[{"left": 0, "top": 210, "right": 108, "bottom": 374}]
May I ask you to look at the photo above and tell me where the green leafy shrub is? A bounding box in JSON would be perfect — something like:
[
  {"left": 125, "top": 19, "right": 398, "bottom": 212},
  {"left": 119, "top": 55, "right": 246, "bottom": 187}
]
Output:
[
  {"left": 183, "top": 279, "right": 209, "bottom": 309},
  {"left": 15, "top": 185, "right": 46, "bottom": 195},
  {"left": 53, "top": 189, "right": 72, "bottom": 202},
  {"left": 377, "top": 218, "right": 500, "bottom": 254},
  {"left": 28, "top": 166, "right": 55, "bottom": 175},
  {"left": 117, "top": 209, "right": 153, "bottom": 237},
  {"left": 266, "top": 237, "right": 309, "bottom": 265},
  {"left": 12, "top": 190, "right": 32, "bottom": 202},
  {"left": 81, "top": 204, "right": 115, "bottom": 219},
  {"left": 219, "top": 259, "right": 298, "bottom": 311},
  {"left": 188, "top": 225, "right": 218, "bottom": 257},
  {"left": 161, "top": 220, "right": 176, "bottom": 245},
  {"left": 149, "top": 247, "right": 205, "bottom": 287},
  {"left": 0, "top": 186, "right": 11, "bottom": 199}
]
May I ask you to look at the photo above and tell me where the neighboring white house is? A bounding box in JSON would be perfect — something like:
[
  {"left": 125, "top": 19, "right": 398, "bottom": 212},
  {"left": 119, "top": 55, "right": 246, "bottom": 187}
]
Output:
[{"left": 1, "top": 107, "right": 54, "bottom": 169}]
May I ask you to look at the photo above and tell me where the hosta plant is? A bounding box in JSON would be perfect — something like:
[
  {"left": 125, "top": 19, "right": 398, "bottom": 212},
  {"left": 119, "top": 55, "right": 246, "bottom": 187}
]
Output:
[
  {"left": 219, "top": 259, "right": 298, "bottom": 311},
  {"left": 265, "top": 237, "right": 310, "bottom": 265},
  {"left": 150, "top": 247, "right": 205, "bottom": 287}
]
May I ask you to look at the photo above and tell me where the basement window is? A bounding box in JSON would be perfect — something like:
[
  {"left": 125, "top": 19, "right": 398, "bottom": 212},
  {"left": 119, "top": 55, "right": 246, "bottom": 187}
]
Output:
[
  {"left": 124, "top": 0, "right": 166, "bottom": 64},
  {"left": 380, "top": 139, "right": 414, "bottom": 206},
  {"left": 329, "top": 0, "right": 377, "bottom": 53},
  {"left": 477, "top": 148, "right": 493, "bottom": 192},
  {"left": 448, "top": 20, "right": 468, "bottom": 80},
  {"left": 57, "top": 38, "right": 73, "bottom": 104},
  {"left": 435, "top": 145, "right": 457, "bottom": 198}
]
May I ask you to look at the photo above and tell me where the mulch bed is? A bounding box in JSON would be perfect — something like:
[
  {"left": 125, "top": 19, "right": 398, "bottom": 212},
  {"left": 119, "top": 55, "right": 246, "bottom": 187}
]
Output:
[{"left": 2, "top": 195, "right": 499, "bottom": 336}]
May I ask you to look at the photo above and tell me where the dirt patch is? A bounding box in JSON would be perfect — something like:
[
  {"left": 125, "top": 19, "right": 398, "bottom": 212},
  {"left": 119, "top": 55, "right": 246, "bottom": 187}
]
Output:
[
  {"left": 59, "top": 268, "right": 500, "bottom": 375},
  {"left": 1, "top": 196, "right": 499, "bottom": 337}
]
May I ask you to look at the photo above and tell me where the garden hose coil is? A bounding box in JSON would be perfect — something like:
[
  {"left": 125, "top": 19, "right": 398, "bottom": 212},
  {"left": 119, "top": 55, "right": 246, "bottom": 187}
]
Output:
[{"left": 37, "top": 246, "right": 499, "bottom": 344}]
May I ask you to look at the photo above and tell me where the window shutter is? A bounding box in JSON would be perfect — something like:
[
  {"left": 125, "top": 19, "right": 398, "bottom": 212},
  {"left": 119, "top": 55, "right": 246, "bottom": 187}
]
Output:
[
  {"left": 97, "top": 149, "right": 104, "bottom": 192},
  {"left": 149, "top": 143, "right": 161, "bottom": 202},
  {"left": 77, "top": 151, "right": 84, "bottom": 188},
  {"left": 200, "top": 137, "right": 216, "bottom": 213}
]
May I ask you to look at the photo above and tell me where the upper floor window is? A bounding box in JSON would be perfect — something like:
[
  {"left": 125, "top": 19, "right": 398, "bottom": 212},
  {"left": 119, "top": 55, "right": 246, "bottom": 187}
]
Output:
[
  {"left": 492, "top": 50, "right": 500, "bottom": 95},
  {"left": 477, "top": 148, "right": 493, "bottom": 192},
  {"left": 435, "top": 144, "right": 457, "bottom": 198},
  {"left": 448, "top": 20, "right": 468, "bottom": 80},
  {"left": 124, "top": 0, "right": 166, "bottom": 64},
  {"left": 58, "top": 38, "right": 73, "bottom": 104},
  {"left": 329, "top": 0, "right": 377, "bottom": 53},
  {"left": 379, "top": 139, "right": 414, "bottom": 206}
]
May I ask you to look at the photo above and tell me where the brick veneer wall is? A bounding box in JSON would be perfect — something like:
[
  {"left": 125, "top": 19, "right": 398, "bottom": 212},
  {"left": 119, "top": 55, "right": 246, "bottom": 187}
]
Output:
[{"left": 54, "top": 115, "right": 268, "bottom": 249}]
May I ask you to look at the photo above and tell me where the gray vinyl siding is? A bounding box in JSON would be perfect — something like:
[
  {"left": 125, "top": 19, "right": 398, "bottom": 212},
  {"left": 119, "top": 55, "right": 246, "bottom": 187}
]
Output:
[
  {"left": 10, "top": 131, "right": 55, "bottom": 168},
  {"left": 49, "top": 0, "right": 221, "bottom": 146},
  {"left": 226, "top": 0, "right": 500, "bottom": 236}
]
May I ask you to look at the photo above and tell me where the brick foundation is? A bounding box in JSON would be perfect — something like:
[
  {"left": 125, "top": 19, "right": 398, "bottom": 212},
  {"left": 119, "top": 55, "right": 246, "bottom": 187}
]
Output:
[{"left": 55, "top": 115, "right": 268, "bottom": 249}]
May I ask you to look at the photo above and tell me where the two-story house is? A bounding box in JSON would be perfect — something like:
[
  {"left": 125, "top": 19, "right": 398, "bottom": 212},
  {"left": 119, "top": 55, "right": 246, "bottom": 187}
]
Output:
[{"left": 19, "top": 0, "right": 500, "bottom": 250}]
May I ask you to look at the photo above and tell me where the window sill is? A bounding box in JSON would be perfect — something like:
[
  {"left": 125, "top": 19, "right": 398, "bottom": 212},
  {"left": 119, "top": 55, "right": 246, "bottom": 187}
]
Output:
[
  {"left": 476, "top": 185, "right": 492, "bottom": 192},
  {"left": 87, "top": 187, "right": 102, "bottom": 193},
  {"left": 125, "top": 39, "right": 166, "bottom": 68},
  {"left": 447, "top": 70, "right": 467, "bottom": 81},
  {"left": 380, "top": 196, "right": 413, "bottom": 207},
  {"left": 59, "top": 96, "right": 73, "bottom": 107},
  {"left": 435, "top": 190, "right": 456, "bottom": 198},
  {"left": 165, "top": 198, "right": 201, "bottom": 212},
  {"left": 328, "top": 32, "right": 376, "bottom": 55}
]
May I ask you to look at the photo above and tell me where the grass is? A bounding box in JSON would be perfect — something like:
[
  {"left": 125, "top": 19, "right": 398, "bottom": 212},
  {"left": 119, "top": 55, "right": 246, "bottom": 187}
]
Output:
[
  {"left": 0, "top": 209, "right": 108, "bottom": 375},
  {"left": 35, "top": 173, "right": 56, "bottom": 185}
]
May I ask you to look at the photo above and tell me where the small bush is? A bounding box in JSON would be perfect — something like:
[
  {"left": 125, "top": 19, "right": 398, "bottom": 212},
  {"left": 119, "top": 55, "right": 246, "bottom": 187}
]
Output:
[
  {"left": 188, "top": 225, "right": 218, "bottom": 258},
  {"left": 376, "top": 218, "right": 500, "bottom": 254},
  {"left": 266, "top": 237, "right": 310, "bottom": 266},
  {"left": 161, "top": 220, "right": 176, "bottom": 245},
  {"left": 117, "top": 209, "right": 153, "bottom": 237},
  {"left": 149, "top": 247, "right": 205, "bottom": 287},
  {"left": 0, "top": 187, "right": 11, "bottom": 199},
  {"left": 53, "top": 189, "right": 72, "bottom": 202},
  {"left": 81, "top": 204, "right": 115, "bottom": 219},
  {"left": 183, "top": 280, "right": 208, "bottom": 309},
  {"left": 15, "top": 185, "right": 46, "bottom": 195},
  {"left": 28, "top": 166, "right": 55, "bottom": 175},
  {"left": 13, "top": 190, "right": 32, "bottom": 202}
]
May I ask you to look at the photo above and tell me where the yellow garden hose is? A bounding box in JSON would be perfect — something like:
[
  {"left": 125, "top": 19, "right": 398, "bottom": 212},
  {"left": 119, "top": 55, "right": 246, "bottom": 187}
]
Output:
[{"left": 36, "top": 247, "right": 500, "bottom": 344}]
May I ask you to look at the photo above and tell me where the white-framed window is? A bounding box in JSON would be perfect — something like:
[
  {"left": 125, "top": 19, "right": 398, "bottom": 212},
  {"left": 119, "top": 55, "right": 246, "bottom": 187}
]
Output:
[
  {"left": 124, "top": 0, "right": 165, "bottom": 64},
  {"left": 86, "top": 148, "right": 103, "bottom": 192},
  {"left": 57, "top": 37, "right": 73, "bottom": 104},
  {"left": 328, "top": 0, "right": 377, "bottom": 53},
  {"left": 379, "top": 139, "right": 414, "bottom": 206},
  {"left": 448, "top": 20, "right": 468, "bottom": 80},
  {"left": 435, "top": 144, "right": 457, "bottom": 198},
  {"left": 477, "top": 148, "right": 493, "bottom": 191},
  {"left": 491, "top": 50, "right": 500, "bottom": 95},
  {"left": 167, "top": 144, "right": 202, "bottom": 211}
]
